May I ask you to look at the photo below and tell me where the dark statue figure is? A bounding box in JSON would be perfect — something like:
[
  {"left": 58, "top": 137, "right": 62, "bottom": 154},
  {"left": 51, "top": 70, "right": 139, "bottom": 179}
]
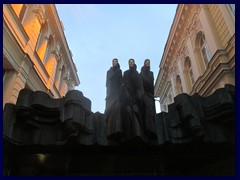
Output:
[
  {"left": 140, "top": 59, "right": 157, "bottom": 138},
  {"left": 105, "top": 58, "right": 123, "bottom": 140},
  {"left": 122, "top": 59, "right": 145, "bottom": 140}
]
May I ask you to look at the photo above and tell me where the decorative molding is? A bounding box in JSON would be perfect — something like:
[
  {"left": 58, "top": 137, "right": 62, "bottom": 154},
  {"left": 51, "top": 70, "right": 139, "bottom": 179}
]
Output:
[{"left": 33, "top": 8, "right": 46, "bottom": 24}]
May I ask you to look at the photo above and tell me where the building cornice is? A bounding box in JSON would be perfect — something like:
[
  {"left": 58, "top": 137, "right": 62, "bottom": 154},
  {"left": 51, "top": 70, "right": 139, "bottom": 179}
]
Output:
[
  {"left": 47, "top": 5, "right": 80, "bottom": 86},
  {"left": 191, "top": 49, "right": 234, "bottom": 96}
]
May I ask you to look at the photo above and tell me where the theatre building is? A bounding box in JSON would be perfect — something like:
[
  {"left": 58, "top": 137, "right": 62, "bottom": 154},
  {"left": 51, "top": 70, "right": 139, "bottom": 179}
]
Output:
[
  {"left": 3, "top": 4, "right": 235, "bottom": 176},
  {"left": 154, "top": 4, "right": 235, "bottom": 112},
  {"left": 3, "top": 4, "right": 80, "bottom": 108}
]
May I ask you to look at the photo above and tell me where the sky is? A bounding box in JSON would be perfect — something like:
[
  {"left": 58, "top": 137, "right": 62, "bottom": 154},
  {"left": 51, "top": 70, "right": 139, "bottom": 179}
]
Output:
[{"left": 56, "top": 4, "right": 178, "bottom": 113}]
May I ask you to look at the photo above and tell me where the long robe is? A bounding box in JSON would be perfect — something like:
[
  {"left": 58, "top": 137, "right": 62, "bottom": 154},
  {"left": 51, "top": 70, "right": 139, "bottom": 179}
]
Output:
[
  {"left": 105, "top": 64, "right": 123, "bottom": 140},
  {"left": 122, "top": 64, "right": 144, "bottom": 140},
  {"left": 140, "top": 66, "right": 157, "bottom": 139}
]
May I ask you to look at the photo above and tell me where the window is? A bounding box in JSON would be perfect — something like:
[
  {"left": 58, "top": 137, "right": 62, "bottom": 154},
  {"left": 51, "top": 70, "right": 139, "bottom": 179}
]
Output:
[
  {"left": 43, "top": 35, "right": 54, "bottom": 65},
  {"left": 180, "top": 84, "right": 183, "bottom": 93},
  {"left": 187, "top": 59, "right": 195, "bottom": 85},
  {"left": 176, "top": 75, "right": 183, "bottom": 95},
  {"left": 168, "top": 89, "right": 173, "bottom": 104},
  {"left": 200, "top": 34, "right": 212, "bottom": 66},
  {"left": 184, "top": 57, "right": 195, "bottom": 92},
  {"left": 35, "top": 23, "right": 48, "bottom": 61},
  {"left": 168, "top": 94, "right": 172, "bottom": 104},
  {"left": 19, "top": 4, "right": 28, "bottom": 22},
  {"left": 189, "top": 66, "right": 194, "bottom": 85}
]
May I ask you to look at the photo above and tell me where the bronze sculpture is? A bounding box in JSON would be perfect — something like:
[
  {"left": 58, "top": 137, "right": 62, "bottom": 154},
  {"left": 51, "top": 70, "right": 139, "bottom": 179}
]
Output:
[
  {"left": 140, "top": 59, "right": 157, "bottom": 139},
  {"left": 122, "top": 59, "right": 144, "bottom": 140},
  {"left": 105, "top": 58, "right": 123, "bottom": 141}
]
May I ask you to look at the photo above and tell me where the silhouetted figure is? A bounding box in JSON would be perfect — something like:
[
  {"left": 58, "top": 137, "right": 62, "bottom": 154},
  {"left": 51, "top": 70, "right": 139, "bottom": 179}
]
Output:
[
  {"left": 140, "top": 59, "right": 157, "bottom": 139},
  {"left": 105, "top": 58, "right": 123, "bottom": 140},
  {"left": 122, "top": 59, "right": 144, "bottom": 141}
]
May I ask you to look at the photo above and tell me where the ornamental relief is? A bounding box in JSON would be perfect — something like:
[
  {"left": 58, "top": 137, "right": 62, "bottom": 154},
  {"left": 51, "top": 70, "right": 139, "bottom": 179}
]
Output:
[
  {"left": 172, "top": 65, "right": 179, "bottom": 78},
  {"left": 179, "top": 40, "right": 187, "bottom": 56},
  {"left": 175, "top": 48, "right": 183, "bottom": 69},
  {"left": 168, "top": 67, "right": 173, "bottom": 77},
  {"left": 173, "top": 24, "right": 188, "bottom": 60},
  {"left": 188, "top": 6, "right": 202, "bottom": 44},
  {"left": 190, "top": 19, "right": 203, "bottom": 48},
  {"left": 33, "top": 7, "right": 46, "bottom": 24},
  {"left": 51, "top": 42, "right": 62, "bottom": 59},
  {"left": 168, "top": 55, "right": 177, "bottom": 71},
  {"left": 167, "top": 60, "right": 173, "bottom": 73}
]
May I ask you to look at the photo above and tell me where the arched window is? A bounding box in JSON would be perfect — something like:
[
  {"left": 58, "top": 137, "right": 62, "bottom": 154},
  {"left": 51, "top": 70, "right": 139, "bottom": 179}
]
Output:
[
  {"left": 189, "top": 63, "right": 195, "bottom": 85},
  {"left": 176, "top": 75, "right": 183, "bottom": 95},
  {"left": 59, "top": 65, "right": 66, "bottom": 91},
  {"left": 184, "top": 57, "right": 195, "bottom": 93},
  {"left": 36, "top": 22, "right": 48, "bottom": 61},
  {"left": 199, "top": 34, "right": 212, "bottom": 67},
  {"left": 43, "top": 35, "right": 54, "bottom": 65}
]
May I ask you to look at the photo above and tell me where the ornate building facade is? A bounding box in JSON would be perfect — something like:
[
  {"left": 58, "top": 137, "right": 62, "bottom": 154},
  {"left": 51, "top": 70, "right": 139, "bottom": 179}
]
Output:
[
  {"left": 154, "top": 4, "right": 235, "bottom": 112},
  {"left": 3, "top": 4, "right": 80, "bottom": 107}
]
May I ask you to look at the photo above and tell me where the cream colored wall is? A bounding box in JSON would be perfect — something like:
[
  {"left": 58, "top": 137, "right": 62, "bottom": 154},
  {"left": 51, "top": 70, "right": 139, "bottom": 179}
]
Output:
[
  {"left": 155, "top": 4, "right": 235, "bottom": 112},
  {"left": 212, "top": 5, "right": 235, "bottom": 45}
]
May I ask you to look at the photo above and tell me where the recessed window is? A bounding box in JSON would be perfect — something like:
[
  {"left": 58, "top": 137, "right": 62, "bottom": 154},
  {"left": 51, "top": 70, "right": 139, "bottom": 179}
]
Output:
[
  {"left": 200, "top": 34, "right": 212, "bottom": 66},
  {"left": 19, "top": 4, "right": 28, "bottom": 22},
  {"left": 176, "top": 75, "right": 183, "bottom": 94}
]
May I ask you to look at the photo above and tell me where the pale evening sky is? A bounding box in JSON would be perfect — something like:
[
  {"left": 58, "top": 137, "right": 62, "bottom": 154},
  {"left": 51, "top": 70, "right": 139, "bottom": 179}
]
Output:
[{"left": 56, "top": 4, "right": 178, "bottom": 113}]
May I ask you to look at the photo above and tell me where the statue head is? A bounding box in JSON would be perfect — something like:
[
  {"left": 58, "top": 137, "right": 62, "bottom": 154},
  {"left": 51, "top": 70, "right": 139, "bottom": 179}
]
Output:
[
  {"left": 128, "top": 58, "right": 137, "bottom": 71},
  {"left": 112, "top": 58, "right": 119, "bottom": 68},
  {"left": 144, "top": 59, "right": 150, "bottom": 67},
  {"left": 128, "top": 58, "right": 135, "bottom": 67}
]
